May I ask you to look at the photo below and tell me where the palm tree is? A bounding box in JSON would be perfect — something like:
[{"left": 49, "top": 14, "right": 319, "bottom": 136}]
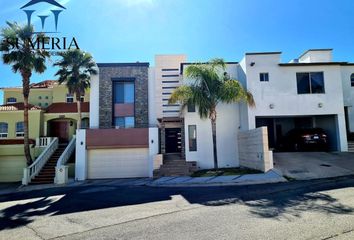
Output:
[
  {"left": 169, "top": 59, "right": 255, "bottom": 169},
  {"left": 54, "top": 49, "right": 97, "bottom": 129},
  {"left": 0, "top": 22, "right": 50, "bottom": 165}
]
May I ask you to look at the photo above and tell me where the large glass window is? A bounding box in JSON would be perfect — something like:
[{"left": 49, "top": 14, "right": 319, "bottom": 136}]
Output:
[
  {"left": 0, "top": 122, "right": 8, "bottom": 138},
  {"left": 188, "top": 125, "right": 197, "bottom": 151},
  {"left": 351, "top": 73, "right": 354, "bottom": 87},
  {"left": 115, "top": 117, "right": 135, "bottom": 128},
  {"left": 296, "top": 72, "right": 325, "bottom": 94},
  {"left": 187, "top": 103, "right": 195, "bottom": 112},
  {"left": 114, "top": 82, "right": 135, "bottom": 104},
  {"left": 16, "top": 122, "right": 24, "bottom": 138}
]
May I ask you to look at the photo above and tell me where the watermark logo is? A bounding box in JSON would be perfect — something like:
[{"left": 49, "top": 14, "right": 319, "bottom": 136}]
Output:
[
  {"left": 1, "top": 0, "right": 80, "bottom": 52},
  {"left": 21, "top": 0, "right": 66, "bottom": 33}
]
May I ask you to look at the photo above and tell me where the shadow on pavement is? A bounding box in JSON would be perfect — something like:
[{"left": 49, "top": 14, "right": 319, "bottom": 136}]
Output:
[{"left": 1, "top": 176, "right": 354, "bottom": 230}]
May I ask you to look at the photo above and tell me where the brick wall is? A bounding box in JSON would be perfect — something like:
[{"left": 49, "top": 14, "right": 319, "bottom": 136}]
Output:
[
  {"left": 238, "top": 127, "right": 273, "bottom": 172},
  {"left": 98, "top": 64, "right": 149, "bottom": 128}
]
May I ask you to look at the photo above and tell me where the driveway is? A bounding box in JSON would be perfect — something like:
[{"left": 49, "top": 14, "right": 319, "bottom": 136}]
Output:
[{"left": 274, "top": 152, "right": 354, "bottom": 180}]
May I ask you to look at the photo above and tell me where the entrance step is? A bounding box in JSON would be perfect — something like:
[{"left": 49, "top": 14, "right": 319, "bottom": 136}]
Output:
[
  {"left": 29, "top": 143, "right": 68, "bottom": 185},
  {"left": 154, "top": 157, "right": 197, "bottom": 177},
  {"left": 348, "top": 141, "right": 354, "bottom": 152}
]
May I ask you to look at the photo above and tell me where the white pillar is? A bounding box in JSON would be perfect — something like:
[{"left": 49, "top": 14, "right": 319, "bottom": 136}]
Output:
[
  {"left": 75, "top": 129, "right": 87, "bottom": 181},
  {"left": 89, "top": 71, "right": 100, "bottom": 128},
  {"left": 149, "top": 127, "right": 159, "bottom": 178},
  {"left": 336, "top": 114, "right": 348, "bottom": 151},
  {"left": 55, "top": 166, "right": 69, "bottom": 184}
]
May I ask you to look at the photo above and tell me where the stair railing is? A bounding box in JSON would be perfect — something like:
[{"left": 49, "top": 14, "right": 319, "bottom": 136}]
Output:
[
  {"left": 54, "top": 136, "right": 76, "bottom": 184},
  {"left": 22, "top": 137, "right": 59, "bottom": 185}
]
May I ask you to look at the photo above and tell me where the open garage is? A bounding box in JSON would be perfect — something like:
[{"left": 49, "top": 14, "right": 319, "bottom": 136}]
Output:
[{"left": 256, "top": 115, "right": 340, "bottom": 151}]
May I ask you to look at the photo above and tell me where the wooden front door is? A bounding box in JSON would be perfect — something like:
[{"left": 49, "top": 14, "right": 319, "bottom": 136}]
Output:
[{"left": 50, "top": 121, "right": 69, "bottom": 143}]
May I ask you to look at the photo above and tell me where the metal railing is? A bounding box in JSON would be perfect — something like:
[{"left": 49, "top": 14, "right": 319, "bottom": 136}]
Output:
[
  {"left": 56, "top": 136, "right": 76, "bottom": 168},
  {"left": 22, "top": 137, "right": 59, "bottom": 185}
]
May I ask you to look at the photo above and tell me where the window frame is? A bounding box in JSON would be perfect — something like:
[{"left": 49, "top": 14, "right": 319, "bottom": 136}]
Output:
[
  {"left": 0, "top": 122, "right": 8, "bottom": 139},
  {"left": 188, "top": 125, "right": 197, "bottom": 152},
  {"left": 66, "top": 94, "right": 74, "bottom": 103},
  {"left": 259, "top": 72, "right": 269, "bottom": 82},
  {"left": 113, "top": 79, "right": 135, "bottom": 104},
  {"left": 6, "top": 97, "right": 17, "bottom": 104},
  {"left": 351, "top": 73, "right": 354, "bottom": 87},
  {"left": 296, "top": 72, "right": 325, "bottom": 94},
  {"left": 114, "top": 117, "right": 135, "bottom": 129},
  {"left": 187, "top": 103, "right": 196, "bottom": 113},
  {"left": 16, "top": 122, "right": 24, "bottom": 138}
]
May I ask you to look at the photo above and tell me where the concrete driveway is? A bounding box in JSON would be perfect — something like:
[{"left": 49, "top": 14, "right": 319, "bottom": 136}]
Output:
[{"left": 274, "top": 152, "right": 354, "bottom": 180}]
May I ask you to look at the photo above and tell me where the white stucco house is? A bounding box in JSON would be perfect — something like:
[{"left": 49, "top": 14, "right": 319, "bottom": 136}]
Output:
[{"left": 75, "top": 49, "right": 354, "bottom": 180}]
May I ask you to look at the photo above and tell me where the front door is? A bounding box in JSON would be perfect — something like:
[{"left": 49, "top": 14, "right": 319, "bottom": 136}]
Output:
[
  {"left": 50, "top": 121, "right": 69, "bottom": 143},
  {"left": 165, "top": 128, "right": 181, "bottom": 153}
]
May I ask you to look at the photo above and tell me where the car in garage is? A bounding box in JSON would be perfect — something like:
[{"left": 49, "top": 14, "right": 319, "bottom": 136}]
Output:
[{"left": 279, "top": 128, "right": 329, "bottom": 152}]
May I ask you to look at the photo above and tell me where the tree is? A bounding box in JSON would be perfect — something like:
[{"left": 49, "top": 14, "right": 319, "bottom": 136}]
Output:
[
  {"left": 54, "top": 49, "right": 97, "bottom": 129},
  {"left": 169, "top": 59, "right": 255, "bottom": 169},
  {"left": 0, "top": 22, "right": 50, "bottom": 165}
]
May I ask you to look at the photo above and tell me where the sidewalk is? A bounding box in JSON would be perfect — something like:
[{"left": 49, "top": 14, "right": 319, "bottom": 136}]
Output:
[
  {"left": 0, "top": 170, "right": 287, "bottom": 195},
  {"left": 148, "top": 170, "right": 287, "bottom": 187}
]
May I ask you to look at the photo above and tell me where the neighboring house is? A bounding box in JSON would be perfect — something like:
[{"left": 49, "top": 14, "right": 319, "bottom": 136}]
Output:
[
  {"left": 0, "top": 80, "right": 89, "bottom": 182},
  {"left": 76, "top": 49, "right": 354, "bottom": 180}
]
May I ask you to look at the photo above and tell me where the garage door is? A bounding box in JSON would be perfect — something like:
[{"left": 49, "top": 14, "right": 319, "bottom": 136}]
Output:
[
  {"left": 0, "top": 156, "right": 26, "bottom": 182},
  {"left": 87, "top": 148, "right": 149, "bottom": 179}
]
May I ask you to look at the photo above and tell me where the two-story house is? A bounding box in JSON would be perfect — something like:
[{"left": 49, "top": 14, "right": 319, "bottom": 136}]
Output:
[{"left": 0, "top": 80, "right": 90, "bottom": 182}]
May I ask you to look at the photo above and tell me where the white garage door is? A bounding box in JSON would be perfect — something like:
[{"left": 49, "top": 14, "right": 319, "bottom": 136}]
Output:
[{"left": 87, "top": 148, "right": 149, "bottom": 179}]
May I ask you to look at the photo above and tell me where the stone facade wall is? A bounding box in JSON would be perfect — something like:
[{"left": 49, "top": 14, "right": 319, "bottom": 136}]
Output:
[
  {"left": 98, "top": 64, "right": 149, "bottom": 128},
  {"left": 238, "top": 127, "right": 273, "bottom": 172}
]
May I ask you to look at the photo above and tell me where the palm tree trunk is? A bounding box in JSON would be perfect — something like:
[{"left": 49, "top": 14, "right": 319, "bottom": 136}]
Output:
[
  {"left": 76, "top": 94, "right": 82, "bottom": 130},
  {"left": 22, "top": 74, "right": 32, "bottom": 166},
  {"left": 210, "top": 108, "right": 218, "bottom": 169}
]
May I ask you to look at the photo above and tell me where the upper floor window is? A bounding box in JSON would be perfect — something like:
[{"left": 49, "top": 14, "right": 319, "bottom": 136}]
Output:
[
  {"left": 115, "top": 117, "right": 135, "bottom": 128},
  {"left": 114, "top": 81, "right": 135, "bottom": 104},
  {"left": 6, "top": 97, "right": 17, "bottom": 104},
  {"left": 16, "top": 122, "right": 24, "bottom": 138},
  {"left": 351, "top": 73, "right": 354, "bottom": 87},
  {"left": 66, "top": 94, "right": 74, "bottom": 103},
  {"left": 80, "top": 95, "right": 85, "bottom": 102},
  {"left": 260, "top": 73, "right": 269, "bottom": 82},
  {"left": 187, "top": 103, "right": 196, "bottom": 112},
  {"left": 296, "top": 72, "right": 325, "bottom": 94},
  {"left": 0, "top": 122, "right": 8, "bottom": 139},
  {"left": 38, "top": 96, "right": 42, "bottom": 100}
]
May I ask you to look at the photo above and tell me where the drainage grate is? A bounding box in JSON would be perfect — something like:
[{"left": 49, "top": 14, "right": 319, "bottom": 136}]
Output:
[{"left": 320, "top": 164, "right": 332, "bottom": 167}]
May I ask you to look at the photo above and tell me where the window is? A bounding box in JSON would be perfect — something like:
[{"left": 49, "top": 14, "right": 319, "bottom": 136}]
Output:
[
  {"left": 81, "top": 118, "right": 89, "bottom": 129},
  {"left": 259, "top": 73, "right": 269, "bottom": 82},
  {"left": 45, "top": 103, "right": 49, "bottom": 107},
  {"left": 296, "top": 72, "right": 325, "bottom": 94},
  {"left": 45, "top": 96, "right": 49, "bottom": 100},
  {"left": 351, "top": 73, "right": 354, "bottom": 87},
  {"left": 115, "top": 117, "right": 135, "bottom": 128},
  {"left": 113, "top": 81, "right": 135, "bottom": 104},
  {"left": 187, "top": 103, "right": 195, "bottom": 112},
  {"left": 38, "top": 103, "right": 42, "bottom": 107},
  {"left": 66, "top": 94, "right": 74, "bottom": 103},
  {"left": 0, "top": 122, "right": 8, "bottom": 138},
  {"left": 38, "top": 96, "right": 42, "bottom": 100},
  {"left": 16, "top": 122, "right": 24, "bottom": 138},
  {"left": 188, "top": 125, "right": 197, "bottom": 151},
  {"left": 162, "top": 68, "right": 179, "bottom": 72},
  {"left": 6, "top": 97, "right": 16, "bottom": 104},
  {"left": 80, "top": 95, "right": 85, "bottom": 102}
]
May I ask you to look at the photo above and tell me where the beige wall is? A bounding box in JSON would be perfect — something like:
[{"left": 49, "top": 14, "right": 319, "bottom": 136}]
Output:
[{"left": 238, "top": 127, "right": 273, "bottom": 172}]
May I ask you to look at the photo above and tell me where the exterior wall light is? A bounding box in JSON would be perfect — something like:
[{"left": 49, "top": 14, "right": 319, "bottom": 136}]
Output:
[
  {"left": 269, "top": 104, "right": 275, "bottom": 109},
  {"left": 250, "top": 62, "right": 255, "bottom": 67},
  {"left": 318, "top": 103, "right": 323, "bottom": 108}
]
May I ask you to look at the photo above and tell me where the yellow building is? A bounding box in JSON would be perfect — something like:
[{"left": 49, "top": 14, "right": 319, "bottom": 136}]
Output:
[{"left": 0, "top": 80, "right": 90, "bottom": 182}]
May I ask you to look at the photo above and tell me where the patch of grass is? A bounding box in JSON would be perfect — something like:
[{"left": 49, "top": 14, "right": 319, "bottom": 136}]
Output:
[{"left": 191, "top": 168, "right": 262, "bottom": 178}]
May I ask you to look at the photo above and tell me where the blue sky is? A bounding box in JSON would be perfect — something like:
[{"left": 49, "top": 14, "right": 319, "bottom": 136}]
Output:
[{"left": 1, "top": 0, "right": 354, "bottom": 104}]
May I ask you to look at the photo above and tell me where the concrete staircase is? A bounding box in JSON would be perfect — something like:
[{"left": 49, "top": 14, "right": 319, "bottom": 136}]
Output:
[
  {"left": 154, "top": 153, "right": 197, "bottom": 177},
  {"left": 348, "top": 141, "right": 354, "bottom": 153},
  {"left": 30, "top": 144, "right": 68, "bottom": 185}
]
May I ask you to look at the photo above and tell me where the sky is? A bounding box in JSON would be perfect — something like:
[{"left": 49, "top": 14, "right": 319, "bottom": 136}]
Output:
[{"left": 1, "top": 0, "right": 354, "bottom": 104}]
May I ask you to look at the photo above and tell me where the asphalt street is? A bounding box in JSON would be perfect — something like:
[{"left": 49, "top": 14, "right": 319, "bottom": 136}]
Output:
[{"left": 1, "top": 176, "right": 354, "bottom": 240}]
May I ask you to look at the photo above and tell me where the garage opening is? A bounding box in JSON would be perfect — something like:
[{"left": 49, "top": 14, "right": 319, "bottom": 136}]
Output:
[{"left": 256, "top": 115, "right": 339, "bottom": 151}]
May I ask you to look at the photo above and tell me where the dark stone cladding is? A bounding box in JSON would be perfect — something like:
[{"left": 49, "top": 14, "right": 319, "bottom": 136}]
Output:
[{"left": 98, "top": 63, "right": 149, "bottom": 128}]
